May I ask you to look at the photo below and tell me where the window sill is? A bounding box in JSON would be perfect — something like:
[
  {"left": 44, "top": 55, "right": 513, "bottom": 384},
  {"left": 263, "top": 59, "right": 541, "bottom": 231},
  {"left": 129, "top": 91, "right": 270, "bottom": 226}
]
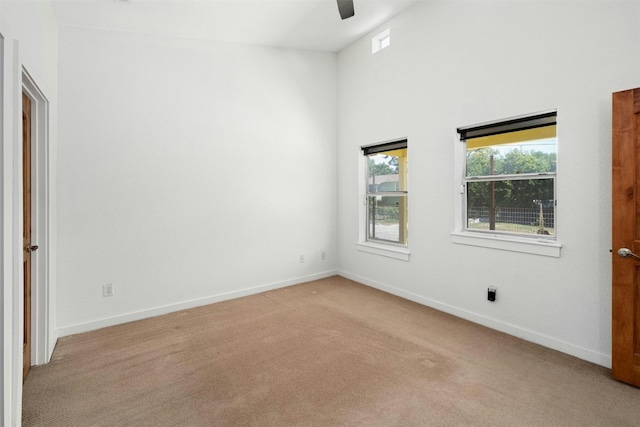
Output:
[
  {"left": 451, "top": 231, "right": 562, "bottom": 258},
  {"left": 356, "top": 241, "right": 410, "bottom": 261}
]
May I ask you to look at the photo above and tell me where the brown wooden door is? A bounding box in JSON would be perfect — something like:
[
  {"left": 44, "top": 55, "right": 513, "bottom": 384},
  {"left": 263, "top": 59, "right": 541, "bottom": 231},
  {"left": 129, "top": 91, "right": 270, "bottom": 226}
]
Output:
[
  {"left": 22, "top": 92, "right": 33, "bottom": 381},
  {"left": 612, "top": 87, "right": 640, "bottom": 387}
]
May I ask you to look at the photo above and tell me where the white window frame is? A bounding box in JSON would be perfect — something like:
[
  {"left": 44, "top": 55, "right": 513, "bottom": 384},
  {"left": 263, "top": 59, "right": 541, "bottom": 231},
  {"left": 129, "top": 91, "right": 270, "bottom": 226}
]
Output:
[
  {"left": 452, "top": 111, "right": 562, "bottom": 257},
  {"left": 357, "top": 139, "right": 410, "bottom": 261}
]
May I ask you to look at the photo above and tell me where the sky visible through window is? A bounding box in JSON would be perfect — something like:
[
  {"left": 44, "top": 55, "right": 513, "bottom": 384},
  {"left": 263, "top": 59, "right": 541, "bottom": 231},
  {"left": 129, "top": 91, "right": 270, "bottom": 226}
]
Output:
[{"left": 495, "top": 138, "right": 556, "bottom": 156}]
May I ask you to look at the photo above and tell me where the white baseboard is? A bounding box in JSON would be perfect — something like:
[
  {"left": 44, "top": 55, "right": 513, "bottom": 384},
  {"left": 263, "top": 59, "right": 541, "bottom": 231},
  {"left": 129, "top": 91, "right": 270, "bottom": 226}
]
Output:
[
  {"left": 338, "top": 270, "right": 612, "bottom": 368},
  {"left": 56, "top": 270, "right": 338, "bottom": 338}
]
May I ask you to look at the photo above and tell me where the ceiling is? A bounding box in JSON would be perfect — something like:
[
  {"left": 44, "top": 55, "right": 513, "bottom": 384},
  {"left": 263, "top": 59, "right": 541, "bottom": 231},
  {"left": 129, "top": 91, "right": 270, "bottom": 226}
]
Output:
[{"left": 51, "top": 0, "right": 421, "bottom": 52}]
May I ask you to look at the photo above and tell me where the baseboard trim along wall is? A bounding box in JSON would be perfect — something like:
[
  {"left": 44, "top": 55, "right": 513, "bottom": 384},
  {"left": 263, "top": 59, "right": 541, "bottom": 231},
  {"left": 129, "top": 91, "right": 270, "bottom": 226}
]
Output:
[
  {"left": 338, "top": 270, "right": 612, "bottom": 369},
  {"left": 56, "top": 270, "right": 338, "bottom": 338}
]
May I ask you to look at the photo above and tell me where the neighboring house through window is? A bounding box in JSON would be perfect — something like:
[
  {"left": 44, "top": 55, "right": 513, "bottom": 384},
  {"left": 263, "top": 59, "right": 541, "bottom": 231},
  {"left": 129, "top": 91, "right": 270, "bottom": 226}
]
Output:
[{"left": 362, "top": 139, "right": 408, "bottom": 246}]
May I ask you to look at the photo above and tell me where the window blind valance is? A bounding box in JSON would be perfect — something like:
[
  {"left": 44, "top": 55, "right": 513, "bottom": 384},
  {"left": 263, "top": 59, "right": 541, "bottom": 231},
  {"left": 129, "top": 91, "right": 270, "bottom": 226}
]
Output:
[
  {"left": 362, "top": 139, "right": 408, "bottom": 156},
  {"left": 457, "top": 111, "right": 556, "bottom": 141}
]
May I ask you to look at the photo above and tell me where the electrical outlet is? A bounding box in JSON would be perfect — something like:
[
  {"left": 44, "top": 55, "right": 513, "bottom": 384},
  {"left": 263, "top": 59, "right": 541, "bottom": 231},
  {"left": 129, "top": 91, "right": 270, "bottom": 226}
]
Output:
[
  {"left": 103, "top": 283, "right": 114, "bottom": 297},
  {"left": 321, "top": 251, "right": 326, "bottom": 261},
  {"left": 487, "top": 286, "right": 497, "bottom": 302},
  {"left": 300, "top": 255, "right": 305, "bottom": 263}
]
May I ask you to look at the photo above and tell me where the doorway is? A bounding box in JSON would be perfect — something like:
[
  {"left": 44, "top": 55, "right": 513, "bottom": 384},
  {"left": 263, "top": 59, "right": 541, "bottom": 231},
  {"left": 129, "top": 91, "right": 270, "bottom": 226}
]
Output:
[
  {"left": 22, "top": 91, "right": 33, "bottom": 380},
  {"left": 21, "top": 69, "right": 52, "bottom": 371}
]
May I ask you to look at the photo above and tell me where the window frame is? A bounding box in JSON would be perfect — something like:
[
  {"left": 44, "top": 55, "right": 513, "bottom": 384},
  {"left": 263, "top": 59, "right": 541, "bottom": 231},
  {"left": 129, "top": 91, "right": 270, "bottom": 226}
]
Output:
[
  {"left": 453, "top": 111, "right": 562, "bottom": 257},
  {"left": 358, "top": 139, "right": 410, "bottom": 261},
  {"left": 372, "top": 28, "right": 391, "bottom": 54}
]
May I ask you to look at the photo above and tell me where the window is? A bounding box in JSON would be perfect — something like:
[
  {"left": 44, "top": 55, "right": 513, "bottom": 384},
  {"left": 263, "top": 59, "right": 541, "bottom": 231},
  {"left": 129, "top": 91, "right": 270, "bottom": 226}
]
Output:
[
  {"left": 362, "top": 139, "right": 408, "bottom": 245},
  {"left": 457, "top": 111, "right": 557, "bottom": 240},
  {"left": 372, "top": 29, "right": 390, "bottom": 54}
]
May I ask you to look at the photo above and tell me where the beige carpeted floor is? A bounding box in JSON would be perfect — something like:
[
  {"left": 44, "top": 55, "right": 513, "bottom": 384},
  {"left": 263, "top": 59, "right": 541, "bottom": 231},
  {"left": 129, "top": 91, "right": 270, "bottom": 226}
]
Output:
[{"left": 22, "top": 276, "right": 640, "bottom": 426}]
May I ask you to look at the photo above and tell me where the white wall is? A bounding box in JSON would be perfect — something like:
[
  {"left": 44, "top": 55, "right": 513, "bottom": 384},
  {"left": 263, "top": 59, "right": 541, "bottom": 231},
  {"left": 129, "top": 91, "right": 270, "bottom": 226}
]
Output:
[
  {"left": 0, "top": 0, "right": 58, "bottom": 424},
  {"left": 337, "top": 0, "right": 640, "bottom": 367},
  {"left": 56, "top": 26, "right": 337, "bottom": 334}
]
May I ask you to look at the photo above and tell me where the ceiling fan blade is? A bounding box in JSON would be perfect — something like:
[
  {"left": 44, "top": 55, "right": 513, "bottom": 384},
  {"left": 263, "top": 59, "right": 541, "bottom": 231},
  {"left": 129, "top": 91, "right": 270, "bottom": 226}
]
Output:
[{"left": 337, "top": 0, "right": 355, "bottom": 20}]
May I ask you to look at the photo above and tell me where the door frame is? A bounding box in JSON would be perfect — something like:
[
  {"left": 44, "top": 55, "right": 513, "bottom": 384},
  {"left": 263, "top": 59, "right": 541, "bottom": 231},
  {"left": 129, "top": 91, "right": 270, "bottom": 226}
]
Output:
[
  {"left": 2, "top": 31, "right": 55, "bottom": 426},
  {"left": 21, "top": 68, "right": 51, "bottom": 367}
]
